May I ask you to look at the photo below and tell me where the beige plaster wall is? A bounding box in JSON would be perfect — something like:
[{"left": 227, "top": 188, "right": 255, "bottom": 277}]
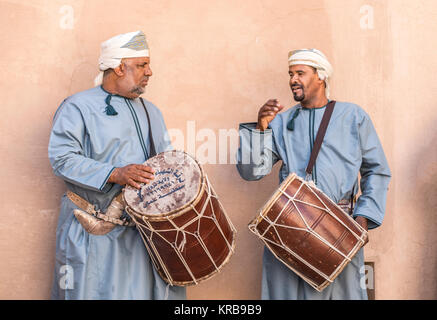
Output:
[{"left": 0, "top": 0, "right": 436, "bottom": 299}]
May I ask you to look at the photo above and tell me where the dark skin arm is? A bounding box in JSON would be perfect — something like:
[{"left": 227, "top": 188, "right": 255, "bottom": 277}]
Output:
[
  {"left": 108, "top": 164, "right": 155, "bottom": 189},
  {"left": 355, "top": 216, "right": 369, "bottom": 245}
]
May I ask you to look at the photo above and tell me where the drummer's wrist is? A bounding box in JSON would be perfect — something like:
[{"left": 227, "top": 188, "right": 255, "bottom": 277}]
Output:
[
  {"left": 108, "top": 167, "right": 121, "bottom": 184},
  {"left": 355, "top": 216, "right": 368, "bottom": 231}
]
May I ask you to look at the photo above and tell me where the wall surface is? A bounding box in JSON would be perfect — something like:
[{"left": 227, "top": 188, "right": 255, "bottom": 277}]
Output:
[{"left": 0, "top": 0, "right": 436, "bottom": 300}]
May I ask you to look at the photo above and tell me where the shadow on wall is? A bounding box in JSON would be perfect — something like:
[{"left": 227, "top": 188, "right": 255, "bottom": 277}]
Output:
[
  {"left": 415, "top": 119, "right": 437, "bottom": 299},
  {"left": 415, "top": 117, "right": 437, "bottom": 299}
]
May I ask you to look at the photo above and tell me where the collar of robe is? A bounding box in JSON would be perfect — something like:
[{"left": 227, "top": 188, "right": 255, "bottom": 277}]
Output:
[
  {"left": 99, "top": 85, "right": 121, "bottom": 116},
  {"left": 286, "top": 101, "right": 330, "bottom": 131},
  {"left": 104, "top": 94, "right": 118, "bottom": 116}
]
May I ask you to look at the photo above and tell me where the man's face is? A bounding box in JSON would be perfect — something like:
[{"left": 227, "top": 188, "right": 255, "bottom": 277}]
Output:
[
  {"left": 119, "top": 56, "right": 152, "bottom": 98},
  {"left": 288, "top": 64, "right": 323, "bottom": 102}
]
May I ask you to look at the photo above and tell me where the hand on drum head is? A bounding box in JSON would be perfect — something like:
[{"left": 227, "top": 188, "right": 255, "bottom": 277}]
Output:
[{"left": 108, "top": 164, "right": 155, "bottom": 189}]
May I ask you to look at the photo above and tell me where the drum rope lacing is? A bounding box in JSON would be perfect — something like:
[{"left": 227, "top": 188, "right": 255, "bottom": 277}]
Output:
[
  {"left": 249, "top": 179, "right": 366, "bottom": 287},
  {"left": 128, "top": 174, "right": 236, "bottom": 286}
]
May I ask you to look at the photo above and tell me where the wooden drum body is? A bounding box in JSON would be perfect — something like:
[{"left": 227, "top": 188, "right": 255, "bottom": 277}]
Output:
[
  {"left": 248, "top": 173, "right": 368, "bottom": 292},
  {"left": 123, "top": 150, "right": 236, "bottom": 286}
]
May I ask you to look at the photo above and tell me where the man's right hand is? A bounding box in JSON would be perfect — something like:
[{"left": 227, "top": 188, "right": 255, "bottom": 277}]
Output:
[
  {"left": 108, "top": 164, "right": 155, "bottom": 189},
  {"left": 256, "top": 99, "right": 285, "bottom": 131}
]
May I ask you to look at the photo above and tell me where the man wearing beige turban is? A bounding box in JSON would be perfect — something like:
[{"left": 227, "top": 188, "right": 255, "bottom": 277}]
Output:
[
  {"left": 48, "top": 31, "right": 185, "bottom": 299},
  {"left": 237, "top": 49, "right": 391, "bottom": 299}
]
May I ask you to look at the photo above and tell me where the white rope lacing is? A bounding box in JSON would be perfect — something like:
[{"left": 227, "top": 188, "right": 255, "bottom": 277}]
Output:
[
  {"left": 127, "top": 174, "right": 236, "bottom": 286},
  {"left": 248, "top": 176, "right": 366, "bottom": 291}
]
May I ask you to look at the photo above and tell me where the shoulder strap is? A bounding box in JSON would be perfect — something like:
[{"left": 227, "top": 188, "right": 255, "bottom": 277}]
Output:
[
  {"left": 305, "top": 100, "right": 336, "bottom": 177},
  {"left": 139, "top": 97, "right": 157, "bottom": 158}
]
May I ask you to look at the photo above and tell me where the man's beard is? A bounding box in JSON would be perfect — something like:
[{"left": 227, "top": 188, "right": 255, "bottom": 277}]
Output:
[
  {"left": 293, "top": 92, "right": 305, "bottom": 101},
  {"left": 292, "top": 85, "right": 305, "bottom": 101},
  {"left": 131, "top": 86, "right": 145, "bottom": 95}
]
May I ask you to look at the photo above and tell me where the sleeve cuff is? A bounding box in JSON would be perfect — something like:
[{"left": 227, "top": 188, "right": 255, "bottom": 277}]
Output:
[
  {"left": 99, "top": 166, "right": 116, "bottom": 192},
  {"left": 239, "top": 122, "right": 273, "bottom": 134},
  {"left": 352, "top": 213, "right": 381, "bottom": 230}
]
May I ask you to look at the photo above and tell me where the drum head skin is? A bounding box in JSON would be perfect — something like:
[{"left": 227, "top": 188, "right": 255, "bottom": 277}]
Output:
[{"left": 124, "top": 150, "right": 202, "bottom": 217}]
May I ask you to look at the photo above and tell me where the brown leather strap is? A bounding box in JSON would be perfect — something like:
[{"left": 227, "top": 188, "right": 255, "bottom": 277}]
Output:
[
  {"left": 67, "top": 191, "right": 134, "bottom": 226},
  {"left": 305, "top": 100, "right": 336, "bottom": 176},
  {"left": 139, "top": 97, "right": 157, "bottom": 158},
  {"left": 67, "top": 190, "right": 99, "bottom": 215},
  {"left": 337, "top": 197, "right": 356, "bottom": 216}
]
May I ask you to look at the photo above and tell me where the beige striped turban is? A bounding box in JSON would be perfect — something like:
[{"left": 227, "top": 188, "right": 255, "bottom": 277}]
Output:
[
  {"left": 288, "top": 48, "right": 333, "bottom": 99},
  {"left": 94, "top": 30, "right": 150, "bottom": 86}
]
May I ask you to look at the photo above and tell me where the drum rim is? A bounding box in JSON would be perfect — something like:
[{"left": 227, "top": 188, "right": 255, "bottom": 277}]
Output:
[
  {"left": 248, "top": 172, "right": 368, "bottom": 236},
  {"left": 248, "top": 172, "right": 298, "bottom": 228},
  {"left": 123, "top": 150, "right": 206, "bottom": 220},
  {"left": 124, "top": 176, "right": 207, "bottom": 222}
]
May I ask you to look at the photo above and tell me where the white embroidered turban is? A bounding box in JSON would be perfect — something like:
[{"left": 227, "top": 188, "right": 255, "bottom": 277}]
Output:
[
  {"left": 94, "top": 30, "right": 149, "bottom": 86},
  {"left": 288, "top": 48, "right": 333, "bottom": 99}
]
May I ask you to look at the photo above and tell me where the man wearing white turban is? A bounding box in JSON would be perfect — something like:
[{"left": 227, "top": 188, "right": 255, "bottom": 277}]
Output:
[
  {"left": 48, "top": 31, "right": 185, "bottom": 299},
  {"left": 236, "top": 49, "right": 391, "bottom": 299}
]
